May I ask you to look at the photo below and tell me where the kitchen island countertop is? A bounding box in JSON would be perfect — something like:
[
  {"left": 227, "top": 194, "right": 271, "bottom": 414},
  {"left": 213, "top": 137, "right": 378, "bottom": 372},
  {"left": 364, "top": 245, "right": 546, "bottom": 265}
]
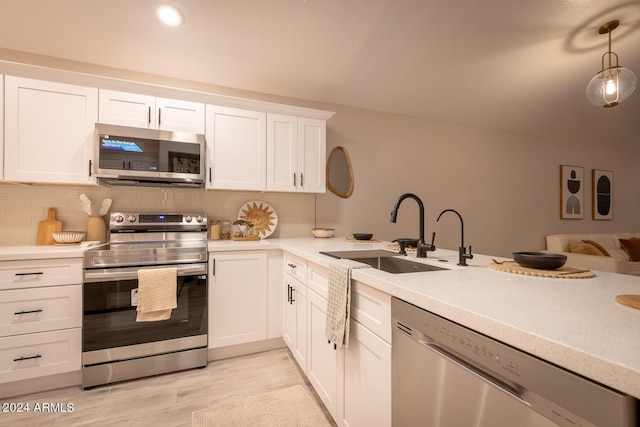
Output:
[
  {"left": 210, "top": 237, "right": 640, "bottom": 400},
  {"left": 3, "top": 238, "right": 639, "bottom": 399}
]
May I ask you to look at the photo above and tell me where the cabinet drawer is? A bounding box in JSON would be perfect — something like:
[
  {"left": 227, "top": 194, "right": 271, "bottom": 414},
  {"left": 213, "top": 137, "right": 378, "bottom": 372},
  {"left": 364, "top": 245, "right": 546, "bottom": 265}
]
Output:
[
  {"left": 351, "top": 281, "right": 392, "bottom": 344},
  {"left": 0, "top": 328, "right": 81, "bottom": 384},
  {"left": 307, "top": 262, "right": 329, "bottom": 299},
  {"left": 0, "top": 285, "right": 82, "bottom": 337},
  {"left": 284, "top": 253, "right": 307, "bottom": 283},
  {"left": 0, "top": 258, "right": 82, "bottom": 291}
]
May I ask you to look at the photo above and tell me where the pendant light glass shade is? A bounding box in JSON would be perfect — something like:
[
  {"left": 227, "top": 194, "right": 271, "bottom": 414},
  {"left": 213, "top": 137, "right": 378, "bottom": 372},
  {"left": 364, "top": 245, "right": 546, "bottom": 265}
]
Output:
[{"left": 585, "top": 20, "right": 637, "bottom": 108}]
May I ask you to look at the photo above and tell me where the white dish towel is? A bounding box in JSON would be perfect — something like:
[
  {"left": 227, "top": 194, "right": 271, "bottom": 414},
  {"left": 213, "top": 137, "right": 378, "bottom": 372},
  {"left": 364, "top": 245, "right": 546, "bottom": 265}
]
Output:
[
  {"left": 325, "top": 259, "right": 371, "bottom": 349},
  {"left": 136, "top": 267, "right": 178, "bottom": 322}
]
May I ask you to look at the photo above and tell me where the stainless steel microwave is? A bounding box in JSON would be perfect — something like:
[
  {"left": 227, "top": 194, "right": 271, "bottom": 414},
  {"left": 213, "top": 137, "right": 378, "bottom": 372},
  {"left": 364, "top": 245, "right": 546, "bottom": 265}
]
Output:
[{"left": 94, "top": 123, "right": 206, "bottom": 188}]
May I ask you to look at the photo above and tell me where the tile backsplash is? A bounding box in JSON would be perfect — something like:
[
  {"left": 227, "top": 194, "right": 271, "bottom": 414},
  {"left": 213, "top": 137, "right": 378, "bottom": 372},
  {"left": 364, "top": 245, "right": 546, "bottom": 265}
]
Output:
[{"left": 0, "top": 183, "right": 317, "bottom": 246}]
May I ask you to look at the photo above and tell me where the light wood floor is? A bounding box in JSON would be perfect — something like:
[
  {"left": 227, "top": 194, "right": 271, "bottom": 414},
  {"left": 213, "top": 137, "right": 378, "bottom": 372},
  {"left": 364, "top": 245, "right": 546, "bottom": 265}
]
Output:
[{"left": 1, "top": 348, "right": 336, "bottom": 426}]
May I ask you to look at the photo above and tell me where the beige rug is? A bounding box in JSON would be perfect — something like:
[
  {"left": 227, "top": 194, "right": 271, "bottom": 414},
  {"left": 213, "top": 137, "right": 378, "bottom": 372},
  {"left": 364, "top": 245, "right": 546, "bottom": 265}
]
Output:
[{"left": 191, "top": 385, "right": 333, "bottom": 427}]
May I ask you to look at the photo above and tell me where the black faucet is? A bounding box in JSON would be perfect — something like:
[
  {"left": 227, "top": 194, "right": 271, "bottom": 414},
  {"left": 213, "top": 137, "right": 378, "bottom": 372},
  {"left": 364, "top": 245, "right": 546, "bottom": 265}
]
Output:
[
  {"left": 436, "top": 208, "right": 473, "bottom": 266},
  {"left": 390, "top": 193, "right": 435, "bottom": 258}
]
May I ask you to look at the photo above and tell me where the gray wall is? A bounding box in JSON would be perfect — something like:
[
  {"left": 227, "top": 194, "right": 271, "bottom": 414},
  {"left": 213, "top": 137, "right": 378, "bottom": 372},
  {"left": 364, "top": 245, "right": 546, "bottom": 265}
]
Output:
[{"left": 316, "top": 105, "right": 640, "bottom": 257}]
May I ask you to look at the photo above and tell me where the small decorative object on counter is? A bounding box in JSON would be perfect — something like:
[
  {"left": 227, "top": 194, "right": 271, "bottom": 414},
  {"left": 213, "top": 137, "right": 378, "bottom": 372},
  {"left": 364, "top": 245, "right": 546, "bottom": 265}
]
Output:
[
  {"left": 232, "top": 219, "right": 260, "bottom": 241},
  {"left": 209, "top": 219, "right": 221, "bottom": 240},
  {"left": 312, "top": 228, "right": 334, "bottom": 238},
  {"left": 221, "top": 219, "right": 232, "bottom": 240},
  {"left": 86, "top": 215, "right": 107, "bottom": 243}
]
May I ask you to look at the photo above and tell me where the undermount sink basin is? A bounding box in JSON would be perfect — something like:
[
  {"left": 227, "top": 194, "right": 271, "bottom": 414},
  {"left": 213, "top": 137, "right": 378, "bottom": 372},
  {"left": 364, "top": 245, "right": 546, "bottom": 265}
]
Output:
[{"left": 319, "top": 250, "right": 448, "bottom": 274}]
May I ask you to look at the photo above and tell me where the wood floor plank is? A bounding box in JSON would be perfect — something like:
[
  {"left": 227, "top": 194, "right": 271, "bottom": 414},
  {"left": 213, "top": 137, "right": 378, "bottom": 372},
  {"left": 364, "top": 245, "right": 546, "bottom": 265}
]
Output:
[{"left": 0, "top": 348, "right": 336, "bottom": 426}]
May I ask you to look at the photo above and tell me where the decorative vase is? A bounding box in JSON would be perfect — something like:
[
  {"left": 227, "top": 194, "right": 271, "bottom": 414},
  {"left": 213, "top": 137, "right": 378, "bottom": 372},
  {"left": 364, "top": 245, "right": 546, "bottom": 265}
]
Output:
[{"left": 86, "top": 215, "right": 107, "bottom": 243}]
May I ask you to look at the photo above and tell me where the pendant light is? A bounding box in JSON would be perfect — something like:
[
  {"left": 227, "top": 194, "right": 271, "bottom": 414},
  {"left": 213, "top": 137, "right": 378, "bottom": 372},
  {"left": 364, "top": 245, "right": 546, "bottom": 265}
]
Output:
[{"left": 585, "top": 20, "right": 636, "bottom": 108}]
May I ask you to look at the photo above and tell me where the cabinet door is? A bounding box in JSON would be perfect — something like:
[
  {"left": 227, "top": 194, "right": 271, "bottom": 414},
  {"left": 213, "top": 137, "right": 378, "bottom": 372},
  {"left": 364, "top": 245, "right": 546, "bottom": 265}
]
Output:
[
  {"left": 0, "top": 328, "right": 81, "bottom": 384},
  {"left": 4, "top": 76, "right": 98, "bottom": 185},
  {"left": 266, "top": 113, "right": 298, "bottom": 192},
  {"left": 0, "top": 75, "right": 4, "bottom": 180},
  {"left": 283, "top": 274, "right": 307, "bottom": 371},
  {"left": 156, "top": 97, "right": 205, "bottom": 134},
  {"left": 340, "top": 319, "right": 391, "bottom": 427},
  {"left": 307, "top": 289, "right": 339, "bottom": 418},
  {"left": 208, "top": 251, "right": 267, "bottom": 348},
  {"left": 0, "top": 285, "right": 82, "bottom": 337},
  {"left": 205, "top": 105, "right": 266, "bottom": 191},
  {"left": 99, "top": 89, "right": 155, "bottom": 128},
  {"left": 298, "top": 117, "right": 326, "bottom": 193}
]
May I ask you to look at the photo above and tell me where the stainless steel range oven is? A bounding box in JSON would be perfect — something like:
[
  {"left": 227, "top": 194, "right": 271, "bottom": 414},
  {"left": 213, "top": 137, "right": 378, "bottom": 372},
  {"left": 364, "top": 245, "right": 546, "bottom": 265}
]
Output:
[{"left": 82, "top": 212, "right": 208, "bottom": 388}]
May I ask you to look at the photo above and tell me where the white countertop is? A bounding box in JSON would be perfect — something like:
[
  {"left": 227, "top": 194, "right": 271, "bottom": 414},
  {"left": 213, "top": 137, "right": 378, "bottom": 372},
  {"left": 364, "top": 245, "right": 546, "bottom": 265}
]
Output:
[
  {"left": 211, "top": 237, "right": 640, "bottom": 400},
  {"left": 4, "top": 238, "right": 640, "bottom": 399},
  {"left": 0, "top": 243, "right": 95, "bottom": 261}
]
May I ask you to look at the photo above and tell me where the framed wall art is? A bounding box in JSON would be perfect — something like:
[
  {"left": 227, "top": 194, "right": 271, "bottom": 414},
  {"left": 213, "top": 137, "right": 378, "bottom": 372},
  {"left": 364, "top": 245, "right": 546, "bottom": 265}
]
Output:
[
  {"left": 592, "top": 169, "right": 613, "bottom": 220},
  {"left": 560, "top": 165, "right": 584, "bottom": 219}
]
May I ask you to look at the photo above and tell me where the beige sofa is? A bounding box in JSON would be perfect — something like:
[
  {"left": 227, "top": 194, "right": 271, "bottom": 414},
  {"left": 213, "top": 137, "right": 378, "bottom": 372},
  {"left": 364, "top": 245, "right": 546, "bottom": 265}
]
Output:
[{"left": 545, "top": 232, "right": 640, "bottom": 276}]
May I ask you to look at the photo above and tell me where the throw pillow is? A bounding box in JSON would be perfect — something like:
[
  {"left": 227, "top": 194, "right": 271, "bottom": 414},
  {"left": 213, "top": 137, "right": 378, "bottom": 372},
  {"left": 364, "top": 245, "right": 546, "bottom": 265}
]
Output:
[
  {"left": 619, "top": 238, "right": 640, "bottom": 262},
  {"left": 583, "top": 239, "right": 611, "bottom": 257},
  {"left": 568, "top": 241, "right": 605, "bottom": 256}
]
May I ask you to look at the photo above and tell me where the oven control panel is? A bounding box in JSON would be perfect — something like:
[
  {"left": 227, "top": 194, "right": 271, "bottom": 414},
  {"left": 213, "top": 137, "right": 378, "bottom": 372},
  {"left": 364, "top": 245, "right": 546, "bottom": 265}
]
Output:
[{"left": 110, "top": 212, "right": 207, "bottom": 227}]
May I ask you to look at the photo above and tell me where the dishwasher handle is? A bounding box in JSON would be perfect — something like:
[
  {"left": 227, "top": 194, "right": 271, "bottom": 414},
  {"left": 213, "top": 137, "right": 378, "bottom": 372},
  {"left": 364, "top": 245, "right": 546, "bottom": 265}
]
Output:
[{"left": 418, "top": 339, "right": 529, "bottom": 406}]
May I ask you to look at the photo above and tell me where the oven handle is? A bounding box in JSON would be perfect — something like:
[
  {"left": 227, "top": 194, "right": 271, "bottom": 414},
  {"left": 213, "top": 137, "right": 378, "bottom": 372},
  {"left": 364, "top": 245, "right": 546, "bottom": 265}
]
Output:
[{"left": 84, "top": 263, "right": 207, "bottom": 282}]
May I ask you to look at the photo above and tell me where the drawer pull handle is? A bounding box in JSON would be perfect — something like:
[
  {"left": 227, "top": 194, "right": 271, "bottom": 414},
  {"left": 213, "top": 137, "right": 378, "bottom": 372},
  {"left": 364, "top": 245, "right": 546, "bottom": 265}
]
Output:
[
  {"left": 13, "top": 354, "right": 42, "bottom": 362},
  {"left": 287, "top": 263, "right": 297, "bottom": 269},
  {"left": 14, "top": 309, "right": 43, "bottom": 315},
  {"left": 15, "top": 272, "right": 44, "bottom": 278}
]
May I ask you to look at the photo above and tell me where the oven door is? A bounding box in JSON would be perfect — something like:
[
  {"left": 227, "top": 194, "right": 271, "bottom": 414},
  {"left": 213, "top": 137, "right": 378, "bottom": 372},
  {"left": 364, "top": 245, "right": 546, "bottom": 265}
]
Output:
[{"left": 82, "top": 263, "right": 207, "bottom": 354}]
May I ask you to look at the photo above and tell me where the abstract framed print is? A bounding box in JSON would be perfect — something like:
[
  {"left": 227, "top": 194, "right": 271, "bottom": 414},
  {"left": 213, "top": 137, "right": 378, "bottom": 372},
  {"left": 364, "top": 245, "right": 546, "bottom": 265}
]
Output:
[
  {"left": 592, "top": 169, "right": 613, "bottom": 220},
  {"left": 560, "top": 165, "right": 584, "bottom": 219}
]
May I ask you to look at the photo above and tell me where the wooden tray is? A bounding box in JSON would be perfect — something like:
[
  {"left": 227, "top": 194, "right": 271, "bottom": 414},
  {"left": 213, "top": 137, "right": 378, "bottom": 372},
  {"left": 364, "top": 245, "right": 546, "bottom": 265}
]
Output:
[
  {"left": 232, "top": 236, "right": 261, "bottom": 241},
  {"left": 615, "top": 295, "right": 640, "bottom": 310}
]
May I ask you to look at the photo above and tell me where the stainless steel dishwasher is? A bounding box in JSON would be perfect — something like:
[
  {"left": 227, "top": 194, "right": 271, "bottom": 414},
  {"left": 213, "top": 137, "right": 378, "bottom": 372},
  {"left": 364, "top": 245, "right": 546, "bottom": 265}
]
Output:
[{"left": 392, "top": 297, "right": 638, "bottom": 427}]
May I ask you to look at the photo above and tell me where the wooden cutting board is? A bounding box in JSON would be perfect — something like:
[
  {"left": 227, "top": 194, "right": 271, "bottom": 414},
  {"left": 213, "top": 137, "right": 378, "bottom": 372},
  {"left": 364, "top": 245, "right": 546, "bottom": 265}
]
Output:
[
  {"left": 615, "top": 295, "right": 640, "bottom": 310},
  {"left": 36, "top": 208, "right": 62, "bottom": 245}
]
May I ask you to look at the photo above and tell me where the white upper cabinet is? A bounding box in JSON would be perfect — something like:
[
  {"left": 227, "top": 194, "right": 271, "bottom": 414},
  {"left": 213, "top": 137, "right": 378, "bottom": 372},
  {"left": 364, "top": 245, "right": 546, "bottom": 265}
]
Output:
[
  {"left": 4, "top": 76, "right": 98, "bottom": 185},
  {"left": 266, "top": 114, "right": 326, "bottom": 193},
  {"left": 205, "top": 105, "right": 266, "bottom": 191},
  {"left": 0, "top": 75, "right": 4, "bottom": 181},
  {"left": 99, "top": 89, "right": 205, "bottom": 134}
]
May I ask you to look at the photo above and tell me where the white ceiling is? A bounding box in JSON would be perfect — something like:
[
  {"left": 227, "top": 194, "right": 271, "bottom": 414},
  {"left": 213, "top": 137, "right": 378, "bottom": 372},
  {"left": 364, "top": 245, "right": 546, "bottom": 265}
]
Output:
[{"left": 1, "top": 0, "right": 639, "bottom": 152}]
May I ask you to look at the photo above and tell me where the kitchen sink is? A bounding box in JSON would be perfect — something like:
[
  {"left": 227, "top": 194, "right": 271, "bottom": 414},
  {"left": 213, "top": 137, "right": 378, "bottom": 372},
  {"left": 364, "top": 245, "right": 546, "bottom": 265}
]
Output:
[{"left": 319, "top": 250, "right": 448, "bottom": 274}]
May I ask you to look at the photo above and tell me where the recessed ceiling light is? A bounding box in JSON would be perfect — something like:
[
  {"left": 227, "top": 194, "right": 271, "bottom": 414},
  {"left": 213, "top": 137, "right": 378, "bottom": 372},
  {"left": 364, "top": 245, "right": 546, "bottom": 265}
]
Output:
[{"left": 156, "top": 4, "right": 184, "bottom": 26}]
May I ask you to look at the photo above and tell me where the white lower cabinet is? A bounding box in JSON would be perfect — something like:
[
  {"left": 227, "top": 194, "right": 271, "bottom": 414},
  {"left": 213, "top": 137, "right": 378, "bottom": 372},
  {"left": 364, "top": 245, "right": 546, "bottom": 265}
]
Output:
[
  {"left": 208, "top": 251, "right": 268, "bottom": 348},
  {"left": 0, "top": 328, "right": 81, "bottom": 384},
  {"left": 0, "top": 258, "right": 83, "bottom": 388},
  {"left": 288, "top": 260, "right": 392, "bottom": 427},
  {"left": 340, "top": 318, "right": 392, "bottom": 427},
  {"left": 283, "top": 273, "right": 307, "bottom": 371},
  {"left": 307, "top": 288, "right": 341, "bottom": 418}
]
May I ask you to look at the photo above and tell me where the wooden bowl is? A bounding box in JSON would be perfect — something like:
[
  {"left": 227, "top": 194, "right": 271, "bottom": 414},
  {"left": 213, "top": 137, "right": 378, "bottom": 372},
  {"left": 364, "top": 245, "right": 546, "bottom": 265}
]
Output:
[{"left": 512, "top": 252, "right": 567, "bottom": 270}]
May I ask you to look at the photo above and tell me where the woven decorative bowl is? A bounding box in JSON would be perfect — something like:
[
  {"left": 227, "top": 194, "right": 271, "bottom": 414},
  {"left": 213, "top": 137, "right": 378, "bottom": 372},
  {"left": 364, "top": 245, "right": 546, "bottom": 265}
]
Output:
[
  {"left": 312, "top": 228, "right": 335, "bottom": 238},
  {"left": 52, "top": 231, "right": 86, "bottom": 244}
]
